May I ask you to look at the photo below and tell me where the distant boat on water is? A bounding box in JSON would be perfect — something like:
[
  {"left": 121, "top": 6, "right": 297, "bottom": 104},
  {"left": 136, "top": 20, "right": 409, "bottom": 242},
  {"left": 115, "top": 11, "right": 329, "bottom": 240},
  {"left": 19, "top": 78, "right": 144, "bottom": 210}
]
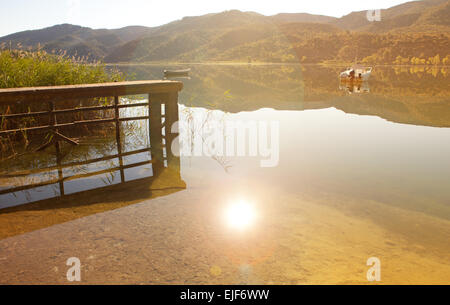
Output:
[{"left": 164, "top": 68, "right": 191, "bottom": 78}]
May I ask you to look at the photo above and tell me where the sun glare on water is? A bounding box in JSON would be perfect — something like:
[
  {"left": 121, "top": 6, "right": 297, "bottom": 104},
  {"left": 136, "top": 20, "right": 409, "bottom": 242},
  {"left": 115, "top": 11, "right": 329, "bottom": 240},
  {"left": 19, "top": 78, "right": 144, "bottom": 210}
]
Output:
[{"left": 225, "top": 200, "right": 256, "bottom": 230}]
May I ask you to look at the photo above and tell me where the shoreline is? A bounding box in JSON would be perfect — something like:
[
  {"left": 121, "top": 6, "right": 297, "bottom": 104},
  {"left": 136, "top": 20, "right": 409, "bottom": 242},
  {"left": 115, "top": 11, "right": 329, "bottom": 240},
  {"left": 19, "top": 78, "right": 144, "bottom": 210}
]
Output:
[{"left": 106, "top": 61, "right": 450, "bottom": 68}]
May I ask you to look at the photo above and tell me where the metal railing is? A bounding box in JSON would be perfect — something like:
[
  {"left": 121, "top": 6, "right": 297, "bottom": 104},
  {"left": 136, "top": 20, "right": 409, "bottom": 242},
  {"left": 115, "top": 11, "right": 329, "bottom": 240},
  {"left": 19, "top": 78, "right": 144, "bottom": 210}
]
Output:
[{"left": 0, "top": 80, "right": 183, "bottom": 201}]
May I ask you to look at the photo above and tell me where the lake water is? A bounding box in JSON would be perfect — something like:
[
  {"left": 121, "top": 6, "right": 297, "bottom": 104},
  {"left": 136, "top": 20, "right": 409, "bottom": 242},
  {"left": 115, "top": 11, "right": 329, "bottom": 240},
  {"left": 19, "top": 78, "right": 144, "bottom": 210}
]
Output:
[{"left": 0, "top": 64, "right": 449, "bottom": 284}]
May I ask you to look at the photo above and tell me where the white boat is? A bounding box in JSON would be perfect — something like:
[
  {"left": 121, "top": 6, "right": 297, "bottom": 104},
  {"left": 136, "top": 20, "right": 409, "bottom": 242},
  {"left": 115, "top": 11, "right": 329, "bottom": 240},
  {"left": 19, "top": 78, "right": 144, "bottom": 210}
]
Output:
[{"left": 339, "top": 65, "right": 372, "bottom": 81}]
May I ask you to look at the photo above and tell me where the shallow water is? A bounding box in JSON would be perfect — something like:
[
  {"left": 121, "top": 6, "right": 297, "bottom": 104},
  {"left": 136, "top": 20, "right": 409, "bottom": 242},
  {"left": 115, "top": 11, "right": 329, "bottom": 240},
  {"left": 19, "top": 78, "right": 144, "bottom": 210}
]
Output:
[{"left": 0, "top": 64, "right": 449, "bottom": 284}]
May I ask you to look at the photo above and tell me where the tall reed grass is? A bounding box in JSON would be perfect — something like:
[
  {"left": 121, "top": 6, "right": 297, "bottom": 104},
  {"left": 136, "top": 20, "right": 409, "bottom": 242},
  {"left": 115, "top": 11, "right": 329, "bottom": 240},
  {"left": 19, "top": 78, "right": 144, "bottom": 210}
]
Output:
[
  {"left": 0, "top": 46, "right": 124, "bottom": 88},
  {"left": 0, "top": 46, "right": 127, "bottom": 159}
]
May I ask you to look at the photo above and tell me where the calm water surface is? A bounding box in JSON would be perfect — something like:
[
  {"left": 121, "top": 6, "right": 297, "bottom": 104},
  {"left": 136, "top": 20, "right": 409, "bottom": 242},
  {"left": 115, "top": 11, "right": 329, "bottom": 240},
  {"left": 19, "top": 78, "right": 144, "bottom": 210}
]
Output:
[{"left": 0, "top": 64, "right": 449, "bottom": 284}]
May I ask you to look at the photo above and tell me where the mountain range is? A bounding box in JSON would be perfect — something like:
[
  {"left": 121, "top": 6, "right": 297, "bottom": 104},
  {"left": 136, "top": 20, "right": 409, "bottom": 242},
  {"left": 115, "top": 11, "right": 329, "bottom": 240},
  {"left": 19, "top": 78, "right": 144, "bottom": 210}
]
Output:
[{"left": 0, "top": 0, "right": 449, "bottom": 63}]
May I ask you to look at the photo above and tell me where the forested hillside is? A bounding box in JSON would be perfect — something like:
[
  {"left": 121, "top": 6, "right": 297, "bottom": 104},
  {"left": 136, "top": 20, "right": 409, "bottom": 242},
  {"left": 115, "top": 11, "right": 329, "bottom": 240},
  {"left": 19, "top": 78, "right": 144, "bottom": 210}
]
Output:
[{"left": 1, "top": 0, "right": 449, "bottom": 64}]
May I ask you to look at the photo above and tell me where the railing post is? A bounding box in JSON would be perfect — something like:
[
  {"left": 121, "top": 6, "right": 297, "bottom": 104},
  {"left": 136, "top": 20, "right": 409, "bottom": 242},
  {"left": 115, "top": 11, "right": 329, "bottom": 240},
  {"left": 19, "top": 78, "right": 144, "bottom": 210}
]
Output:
[
  {"left": 55, "top": 141, "right": 65, "bottom": 197},
  {"left": 149, "top": 93, "right": 165, "bottom": 174},
  {"left": 114, "top": 96, "right": 125, "bottom": 183},
  {"left": 49, "top": 100, "right": 65, "bottom": 196},
  {"left": 164, "top": 92, "right": 181, "bottom": 174}
]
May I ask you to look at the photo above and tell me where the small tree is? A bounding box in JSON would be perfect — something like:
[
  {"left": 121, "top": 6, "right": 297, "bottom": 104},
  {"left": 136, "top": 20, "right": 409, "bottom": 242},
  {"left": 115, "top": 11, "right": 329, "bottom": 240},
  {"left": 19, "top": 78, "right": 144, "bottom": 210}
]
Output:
[
  {"left": 443, "top": 55, "right": 450, "bottom": 65},
  {"left": 434, "top": 54, "right": 440, "bottom": 65}
]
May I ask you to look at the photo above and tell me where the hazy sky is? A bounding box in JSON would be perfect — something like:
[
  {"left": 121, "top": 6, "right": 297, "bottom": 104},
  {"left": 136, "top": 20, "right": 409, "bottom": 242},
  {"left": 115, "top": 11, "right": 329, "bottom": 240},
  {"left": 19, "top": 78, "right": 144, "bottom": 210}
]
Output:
[{"left": 0, "top": 0, "right": 412, "bottom": 37}]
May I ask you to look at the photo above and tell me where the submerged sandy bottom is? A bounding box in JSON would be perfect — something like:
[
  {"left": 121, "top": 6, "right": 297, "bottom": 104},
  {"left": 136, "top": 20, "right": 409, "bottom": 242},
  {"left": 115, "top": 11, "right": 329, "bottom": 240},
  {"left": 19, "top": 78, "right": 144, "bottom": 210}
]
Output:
[
  {"left": 1, "top": 107, "right": 449, "bottom": 284},
  {"left": 0, "top": 179, "right": 449, "bottom": 285}
]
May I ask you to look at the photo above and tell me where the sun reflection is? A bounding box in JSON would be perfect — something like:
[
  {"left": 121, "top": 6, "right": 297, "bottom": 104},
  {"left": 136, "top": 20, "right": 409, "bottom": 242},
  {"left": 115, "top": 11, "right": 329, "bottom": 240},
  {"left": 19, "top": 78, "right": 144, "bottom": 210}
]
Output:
[{"left": 225, "top": 200, "right": 256, "bottom": 229}]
